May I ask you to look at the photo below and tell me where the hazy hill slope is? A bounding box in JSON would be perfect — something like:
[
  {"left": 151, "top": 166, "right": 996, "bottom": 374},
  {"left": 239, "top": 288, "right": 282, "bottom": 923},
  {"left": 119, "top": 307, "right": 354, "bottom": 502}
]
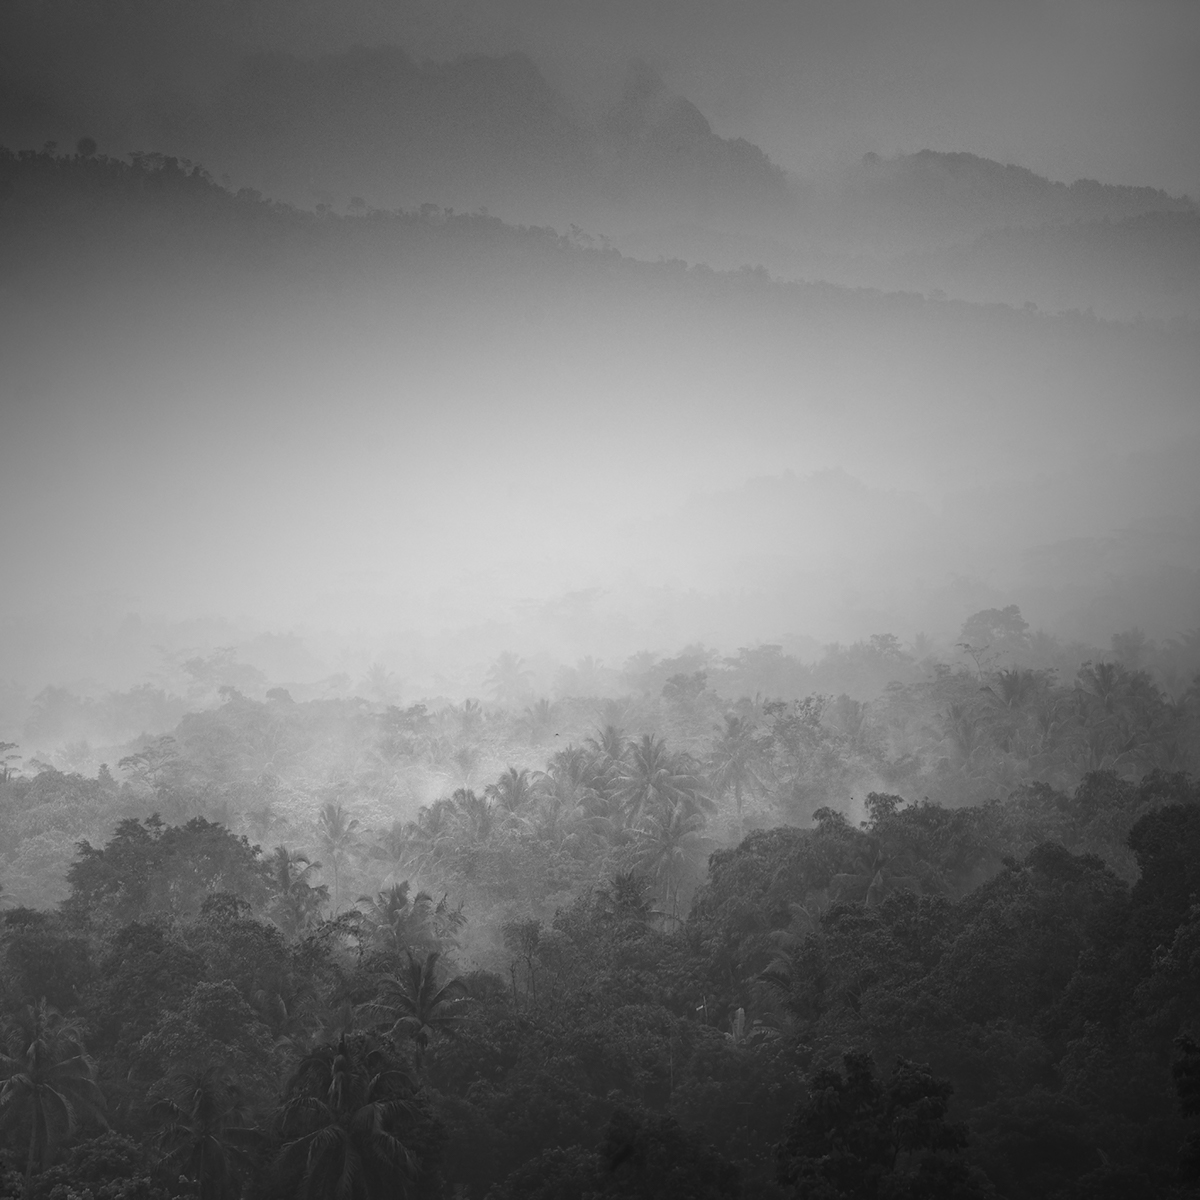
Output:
[
  {"left": 4, "top": 18, "right": 1195, "bottom": 323},
  {"left": 199, "top": 47, "right": 597, "bottom": 212},
  {"left": 0, "top": 36, "right": 792, "bottom": 227},
  {"left": 600, "top": 149, "right": 1200, "bottom": 320},
  {"left": 896, "top": 210, "right": 1200, "bottom": 320},
  {"left": 2, "top": 146, "right": 1198, "bottom": 649},
  {"left": 833, "top": 149, "right": 1197, "bottom": 248}
]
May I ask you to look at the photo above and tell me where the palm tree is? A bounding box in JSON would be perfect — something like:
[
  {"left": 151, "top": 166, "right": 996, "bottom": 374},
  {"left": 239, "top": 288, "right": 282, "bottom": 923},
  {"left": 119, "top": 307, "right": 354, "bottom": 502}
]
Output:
[
  {"left": 484, "top": 652, "right": 532, "bottom": 706},
  {"left": 587, "top": 723, "right": 628, "bottom": 772},
  {"left": 549, "top": 741, "right": 618, "bottom": 830},
  {"left": 0, "top": 1000, "right": 106, "bottom": 1200},
  {"left": 152, "top": 1068, "right": 264, "bottom": 1200},
  {"left": 519, "top": 699, "right": 557, "bottom": 744},
  {"left": 369, "top": 821, "right": 413, "bottom": 887},
  {"left": 707, "top": 715, "right": 767, "bottom": 822},
  {"left": 274, "top": 1037, "right": 418, "bottom": 1200},
  {"left": 634, "top": 803, "right": 712, "bottom": 921},
  {"left": 402, "top": 801, "right": 455, "bottom": 876},
  {"left": 942, "top": 702, "right": 987, "bottom": 768},
  {"left": 317, "top": 803, "right": 361, "bottom": 913},
  {"left": 356, "top": 884, "right": 464, "bottom": 960},
  {"left": 361, "top": 952, "right": 468, "bottom": 1067},
  {"left": 485, "top": 766, "right": 539, "bottom": 815},
  {"left": 456, "top": 699, "right": 484, "bottom": 738},
  {"left": 268, "top": 846, "right": 329, "bottom": 939},
  {"left": 449, "top": 788, "right": 498, "bottom": 843},
  {"left": 618, "top": 735, "right": 705, "bottom": 826},
  {"left": 596, "top": 870, "right": 658, "bottom": 933}
]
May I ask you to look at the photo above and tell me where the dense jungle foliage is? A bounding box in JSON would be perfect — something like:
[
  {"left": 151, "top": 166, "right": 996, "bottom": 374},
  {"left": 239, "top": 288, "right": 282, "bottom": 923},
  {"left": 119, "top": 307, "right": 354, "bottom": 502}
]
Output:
[{"left": 2, "top": 607, "right": 1200, "bottom": 1198}]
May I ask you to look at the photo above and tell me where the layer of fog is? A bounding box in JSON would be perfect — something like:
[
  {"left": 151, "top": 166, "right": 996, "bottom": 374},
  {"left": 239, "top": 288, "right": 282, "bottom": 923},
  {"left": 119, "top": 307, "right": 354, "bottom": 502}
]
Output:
[{"left": 3, "top": 252, "right": 1197, "bottom": 715}]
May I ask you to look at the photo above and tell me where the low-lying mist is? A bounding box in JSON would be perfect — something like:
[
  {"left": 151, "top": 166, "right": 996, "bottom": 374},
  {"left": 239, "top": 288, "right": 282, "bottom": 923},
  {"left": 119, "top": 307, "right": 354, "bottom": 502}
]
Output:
[{"left": 1, "top": 150, "right": 1197, "bottom": 716}]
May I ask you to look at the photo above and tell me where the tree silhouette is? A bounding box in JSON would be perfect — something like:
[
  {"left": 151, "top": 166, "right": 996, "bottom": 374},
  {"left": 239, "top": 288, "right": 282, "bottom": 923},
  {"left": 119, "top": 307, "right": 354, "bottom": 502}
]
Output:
[
  {"left": 361, "top": 951, "right": 468, "bottom": 1067},
  {"left": 356, "top": 883, "right": 463, "bottom": 960},
  {"left": 707, "top": 714, "right": 767, "bottom": 822},
  {"left": 317, "top": 803, "right": 361, "bottom": 913},
  {"left": 267, "top": 846, "right": 329, "bottom": 939},
  {"left": 152, "top": 1068, "right": 264, "bottom": 1200},
  {"left": 519, "top": 699, "right": 557, "bottom": 744},
  {"left": 449, "top": 788, "right": 498, "bottom": 843},
  {"left": 0, "top": 741, "right": 20, "bottom": 784},
  {"left": 274, "top": 1036, "right": 418, "bottom": 1200},
  {"left": 634, "top": 801, "right": 712, "bottom": 920},
  {"left": 0, "top": 1000, "right": 106, "bottom": 1200},
  {"left": 485, "top": 766, "right": 539, "bottom": 814},
  {"left": 484, "top": 653, "right": 532, "bottom": 705},
  {"left": 618, "top": 735, "right": 705, "bottom": 826}
]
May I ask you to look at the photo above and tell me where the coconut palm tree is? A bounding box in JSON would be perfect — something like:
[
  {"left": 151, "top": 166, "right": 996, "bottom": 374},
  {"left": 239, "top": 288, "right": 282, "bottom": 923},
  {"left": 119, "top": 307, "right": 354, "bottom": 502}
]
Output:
[
  {"left": 317, "top": 803, "right": 361, "bottom": 913},
  {"left": 356, "top": 884, "right": 464, "bottom": 961},
  {"left": 368, "top": 821, "right": 413, "bottom": 888},
  {"left": 549, "top": 741, "right": 620, "bottom": 832},
  {"left": 519, "top": 699, "right": 557, "bottom": 744},
  {"left": 707, "top": 714, "right": 768, "bottom": 822},
  {"left": 0, "top": 1000, "right": 106, "bottom": 1200},
  {"left": 361, "top": 952, "right": 468, "bottom": 1068},
  {"left": 484, "top": 653, "right": 532, "bottom": 706},
  {"left": 267, "top": 846, "right": 329, "bottom": 939},
  {"left": 403, "top": 800, "right": 455, "bottom": 875},
  {"left": 152, "top": 1068, "right": 264, "bottom": 1200},
  {"left": 634, "top": 802, "right": 712, "bottom": 921},
  {"left": 618, "top": 735, "right": 706, "bottom": 826},
  {"left": 449, "top": 788, "right": 498, "bottom": 844},
  {"left": 273, "top": 1036, "right": 418, "bottom": 1200},
  {"left": 587, "top": 723, "right": 628, "bottom": 773},
  {"left": 484, "top": 766, "right": 539, "bottom": 815}
]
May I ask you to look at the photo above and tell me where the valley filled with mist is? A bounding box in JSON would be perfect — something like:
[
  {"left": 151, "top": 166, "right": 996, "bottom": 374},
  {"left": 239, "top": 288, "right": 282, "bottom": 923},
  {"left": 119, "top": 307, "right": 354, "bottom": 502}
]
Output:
[{"left": 1, "top": 3, "right": 1199, "bottom": 1197}]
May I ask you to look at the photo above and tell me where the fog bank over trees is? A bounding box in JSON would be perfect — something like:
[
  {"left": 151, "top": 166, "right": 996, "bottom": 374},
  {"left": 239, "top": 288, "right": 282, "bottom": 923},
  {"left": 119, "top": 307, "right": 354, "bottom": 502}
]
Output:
[
  {"left": 1, "top": 149, "right": 1196, "bottom": 696},
  {"left": 2, "top": 9, "right": 1200, "bottom": 1194}
]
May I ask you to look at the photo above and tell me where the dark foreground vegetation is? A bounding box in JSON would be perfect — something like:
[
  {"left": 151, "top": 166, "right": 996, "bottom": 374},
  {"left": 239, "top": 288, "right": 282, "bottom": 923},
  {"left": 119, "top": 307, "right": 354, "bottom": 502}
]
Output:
[{"left": 3, "top": 612, "right": 1200, "bottom": 1198}]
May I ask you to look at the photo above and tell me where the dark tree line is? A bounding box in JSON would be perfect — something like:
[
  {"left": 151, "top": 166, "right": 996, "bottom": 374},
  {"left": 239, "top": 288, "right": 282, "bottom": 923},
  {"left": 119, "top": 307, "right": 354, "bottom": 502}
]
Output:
[{"left": 2, "top": 763, "right": 1199, "bottom": 1197}]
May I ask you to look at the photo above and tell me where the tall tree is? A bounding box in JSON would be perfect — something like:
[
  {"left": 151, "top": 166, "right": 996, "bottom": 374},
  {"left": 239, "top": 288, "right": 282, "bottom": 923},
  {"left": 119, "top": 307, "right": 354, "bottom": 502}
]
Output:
[
  {"left": 267, "top": 846, "right": 329, "bottom": 939},
  {"left": 152, "top": 1068, "right": 264, "bottom": 1200},
  {"left": 484, "top": 653, "right": 532, "bottom": 706},
  {"left": 361, "top": 951, "right": 468, "bottom": 1067},
  {"left": 317, "top": 803, "right": 361, "bottom": 913},
  {"left": 618, "top": 735, "right": 705, "bottom": 826},
  {"left": 0, "top": 1000, "right": 106, "bottom": 1200},
  {"left": 634, "top": 802, "right": 712, "bottom": 920},
  {"left": 273, "top": 1036, "right": 419, "bottom": 1200},
  {"left": 707, "top": 714, "right": 767, "bottom": 823},
  {"left": 485, "top": 767, "right": 540, "bottom": 815}
]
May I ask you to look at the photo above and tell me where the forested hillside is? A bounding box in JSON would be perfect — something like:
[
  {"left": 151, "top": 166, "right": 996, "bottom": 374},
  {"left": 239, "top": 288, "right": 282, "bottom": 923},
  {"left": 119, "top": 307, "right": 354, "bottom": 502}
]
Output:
[{"left": 2, "top": 592, "right": 1200, "bottom": 1196}]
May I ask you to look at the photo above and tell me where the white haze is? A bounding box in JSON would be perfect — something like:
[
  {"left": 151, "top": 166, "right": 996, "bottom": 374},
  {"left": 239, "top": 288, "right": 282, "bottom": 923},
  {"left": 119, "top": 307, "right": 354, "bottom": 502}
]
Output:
[
  {"left": 0, "top": 0, "right": 1198, "bottom": 707},
  {"left": 2, "top": 251, "right": 1198, "bottom": 699}
]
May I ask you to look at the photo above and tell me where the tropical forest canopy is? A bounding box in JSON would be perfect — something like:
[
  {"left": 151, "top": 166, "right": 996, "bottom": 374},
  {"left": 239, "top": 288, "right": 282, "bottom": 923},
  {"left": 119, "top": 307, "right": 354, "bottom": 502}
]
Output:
[{"left": 2, "top": 599, "right": 1200, "bottom": 1196}]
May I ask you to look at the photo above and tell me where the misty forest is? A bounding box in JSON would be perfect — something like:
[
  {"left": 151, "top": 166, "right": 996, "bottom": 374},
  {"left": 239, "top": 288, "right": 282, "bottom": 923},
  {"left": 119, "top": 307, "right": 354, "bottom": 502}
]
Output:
[{"left": 2, "top": 3, "right": 1200, "bottom": 1199}]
